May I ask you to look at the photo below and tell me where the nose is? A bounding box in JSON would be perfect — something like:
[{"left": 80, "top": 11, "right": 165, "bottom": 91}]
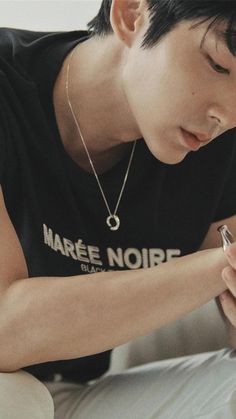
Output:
[
  {"left": 208, "top": 111, "right": 225, "bottom": 136},
  {"left": 208, "top": 119, "right": 221, "bottom": 139},
  {"left": 208, "top": 101, "right": 236, "bottom": 134},
  {"left": 203, "top": 113, "right": 221, "bottom": 140}
]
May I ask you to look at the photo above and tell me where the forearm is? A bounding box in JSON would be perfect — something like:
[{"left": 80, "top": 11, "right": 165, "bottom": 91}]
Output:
[{"left": 0, "top": 247, "right": 228, "bottom": 372}]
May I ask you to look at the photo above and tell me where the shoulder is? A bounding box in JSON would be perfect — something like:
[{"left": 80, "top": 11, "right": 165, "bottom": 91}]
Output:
[
  {"left": 0, "top": 27, "right": 45, "bottom": 61},
  {"left": 0, "top": 27, "right": 48, "bottom": 81},
  {"left": 0, "top": 27, "right": 89, "bottom": 83}
]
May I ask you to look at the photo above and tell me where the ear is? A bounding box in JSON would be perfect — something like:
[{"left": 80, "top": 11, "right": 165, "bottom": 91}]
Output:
[{"left": 110, "top": 0, "right": 147, "bottom": 47}]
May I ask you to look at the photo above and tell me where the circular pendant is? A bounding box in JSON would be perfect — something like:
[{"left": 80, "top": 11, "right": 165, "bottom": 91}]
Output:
[{"left": 106, "top": 215, "right": 120, "bottom": 231}]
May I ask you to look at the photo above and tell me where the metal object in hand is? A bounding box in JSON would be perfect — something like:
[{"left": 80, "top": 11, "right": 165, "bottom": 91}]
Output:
[{"left": 217, "top": 225, "right": 235, "bottom": 251}]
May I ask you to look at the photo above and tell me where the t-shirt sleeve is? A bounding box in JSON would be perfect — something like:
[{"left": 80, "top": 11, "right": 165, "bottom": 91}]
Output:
[{"left": 213, "top": 128, "right": 236, "bottom": 222}]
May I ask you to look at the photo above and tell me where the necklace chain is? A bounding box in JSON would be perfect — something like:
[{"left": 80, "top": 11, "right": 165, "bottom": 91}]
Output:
[{"left": 65, "top": 43, "right": 137, "bottom": 231}]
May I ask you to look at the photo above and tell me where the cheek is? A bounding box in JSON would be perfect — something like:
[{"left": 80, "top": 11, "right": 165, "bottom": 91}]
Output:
[
  {"left": 122, "top": 48, "right": 208, "bottom": 132},
  {"left": 122, "top": 61, "right": 173, "bottom": 123},
  {"left": 123, "top": 77, "right": 187, "bottom": 136}
]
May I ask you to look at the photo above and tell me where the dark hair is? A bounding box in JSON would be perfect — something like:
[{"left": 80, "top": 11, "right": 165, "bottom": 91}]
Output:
[{"left": 87, "top": 0, "right": 236, "bottom": 55}]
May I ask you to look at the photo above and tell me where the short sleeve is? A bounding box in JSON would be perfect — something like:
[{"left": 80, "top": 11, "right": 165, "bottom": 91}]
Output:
[{"left": 213, "top": 128, "right": 236, "bottom": 222}]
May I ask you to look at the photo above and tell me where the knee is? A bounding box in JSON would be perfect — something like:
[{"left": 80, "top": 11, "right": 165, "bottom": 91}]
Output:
[{"left": 0, "top": 369, "right": 54, "bottom": 419}]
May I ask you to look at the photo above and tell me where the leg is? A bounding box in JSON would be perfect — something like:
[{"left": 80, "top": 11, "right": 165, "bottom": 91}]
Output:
[
  {"left": 0, "top": 369, "right": 54, "bottom": 419},
  {"left": 44, "top": 348, "right": 236, "bottom": 419}
]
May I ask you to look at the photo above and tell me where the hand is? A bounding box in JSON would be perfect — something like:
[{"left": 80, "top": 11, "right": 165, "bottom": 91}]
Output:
[{"left": 219, "top": 242, "right": 236, "bottom": 328}]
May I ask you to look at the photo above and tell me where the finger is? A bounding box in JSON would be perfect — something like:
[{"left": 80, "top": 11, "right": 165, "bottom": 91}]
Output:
[
  {"left": 222, "top": 266, "right": 236, "bottom": 298},
  {"left": 219, "top": 290, "right": 236, "bottom": 328},
  {"left": 225, "top": 242, "right": 236, "bottom": 270}
]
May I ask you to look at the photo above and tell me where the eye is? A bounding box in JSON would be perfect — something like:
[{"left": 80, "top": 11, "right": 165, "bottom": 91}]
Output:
[{"left": 207, "top": 54, "right": 230, "bottom": 75}]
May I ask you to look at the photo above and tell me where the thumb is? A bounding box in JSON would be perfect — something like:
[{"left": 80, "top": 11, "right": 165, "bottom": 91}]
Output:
[{"left": 225, "top": 242, "right": 236, "bottom": 270}]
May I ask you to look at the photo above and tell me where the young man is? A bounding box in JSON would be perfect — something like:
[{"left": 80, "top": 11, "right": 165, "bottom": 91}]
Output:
[{"left": 1, "top": 0, "right": 236, "bottom": 417}]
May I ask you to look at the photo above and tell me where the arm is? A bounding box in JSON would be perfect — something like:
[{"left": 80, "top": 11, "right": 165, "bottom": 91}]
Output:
[
  {"left": 1, "top": 241, "right": 229, "bottom": 373},
  {"left": 0, "top": 188, "right": 28, "bottom": 297},
  {"left": 199, "top": 213, "right": 236, "bottom": 346},
  {"left": 0, "top": 184, "right": 230, "bottom": 373}
]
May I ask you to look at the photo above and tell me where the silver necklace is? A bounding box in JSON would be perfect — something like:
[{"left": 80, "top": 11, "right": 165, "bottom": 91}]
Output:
[{"left": 65, "top": 43, "right": 137, "bottom": 231}]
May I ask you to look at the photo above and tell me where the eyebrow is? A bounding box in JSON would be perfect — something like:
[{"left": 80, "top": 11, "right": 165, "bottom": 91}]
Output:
[{"left": 200, "top": 28, "right": 233, "bottom": 56}]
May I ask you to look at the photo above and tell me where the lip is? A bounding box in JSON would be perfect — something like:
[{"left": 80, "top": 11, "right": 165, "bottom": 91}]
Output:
[
  {"left": 189, "top": 131, "right": 211, "bottom": 143},
  {"left": 180, "top": 128, "right": 203, "bottom": 151}
]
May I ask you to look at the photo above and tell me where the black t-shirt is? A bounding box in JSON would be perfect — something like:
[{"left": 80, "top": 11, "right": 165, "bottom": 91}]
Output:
[{"left": 0, "top": 27, "right": 236, "bottom": 383}]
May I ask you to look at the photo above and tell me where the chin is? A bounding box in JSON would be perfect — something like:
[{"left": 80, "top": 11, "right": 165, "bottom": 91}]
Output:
[
  {"left": 148, "top": 143, "right": 188, "bottom": 165},
  {"left": 161, "top": 154, "right": 188, "bottom": 165}
]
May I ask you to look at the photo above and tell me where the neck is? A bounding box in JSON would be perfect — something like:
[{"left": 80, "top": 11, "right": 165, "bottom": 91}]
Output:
[{"left": 53, "top": 33, "right": 141, "bottom": 173}]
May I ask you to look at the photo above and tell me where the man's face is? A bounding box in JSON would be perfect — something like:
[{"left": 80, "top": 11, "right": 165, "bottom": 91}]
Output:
[{"left": 121, "top": 19, "right": 236, "bottom": 164}]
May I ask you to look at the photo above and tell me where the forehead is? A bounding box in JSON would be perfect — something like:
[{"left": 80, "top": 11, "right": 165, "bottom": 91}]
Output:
[
  {"left": 201, "top": 27, "right": 227, "bottom": 48},
  {"left": 192, "top": 20, "right": 235, "bottom": 55}
]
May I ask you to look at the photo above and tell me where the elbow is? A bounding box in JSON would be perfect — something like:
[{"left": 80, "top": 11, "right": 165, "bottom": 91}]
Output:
[
  {"left": 0, "top": 363, "right": 22, "bottom": 374},
  {"left": 0, "top": 281, "right": 26, "bottom": 373}
]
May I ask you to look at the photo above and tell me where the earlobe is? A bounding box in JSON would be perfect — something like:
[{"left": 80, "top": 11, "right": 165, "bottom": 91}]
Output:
[{"left": 110, "top": 0, "right": 146, "bottom": 47}]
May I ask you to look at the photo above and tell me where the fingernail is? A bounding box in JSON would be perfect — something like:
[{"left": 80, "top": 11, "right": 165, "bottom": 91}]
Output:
[
  {"left": 222, "top": 267, "right": 229, "bottom": 282},
  {"left": 222, "top": 266, "right": 234, "bottom": 283},
  {"left": 225, "top": 246, "right": 232, "bottom": 258}
]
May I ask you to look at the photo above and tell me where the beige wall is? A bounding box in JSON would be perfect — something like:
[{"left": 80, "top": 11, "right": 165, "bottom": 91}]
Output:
[{"left": 0, "top": 1, "right": 101, "bottom": 31}]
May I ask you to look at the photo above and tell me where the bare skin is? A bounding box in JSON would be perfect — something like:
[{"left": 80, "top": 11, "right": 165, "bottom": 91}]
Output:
[
  {"left": 2, "top": 1, "right": 236, "bottom": 372},
  {"left": 53, "top": 1, "right": 236, "bottom": 174},
  {"left": 42, "top": 0, "right": 236, "bottom": 352},
  {"left": 51, "top": 0, "right": 236, "bottom": 345}
]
